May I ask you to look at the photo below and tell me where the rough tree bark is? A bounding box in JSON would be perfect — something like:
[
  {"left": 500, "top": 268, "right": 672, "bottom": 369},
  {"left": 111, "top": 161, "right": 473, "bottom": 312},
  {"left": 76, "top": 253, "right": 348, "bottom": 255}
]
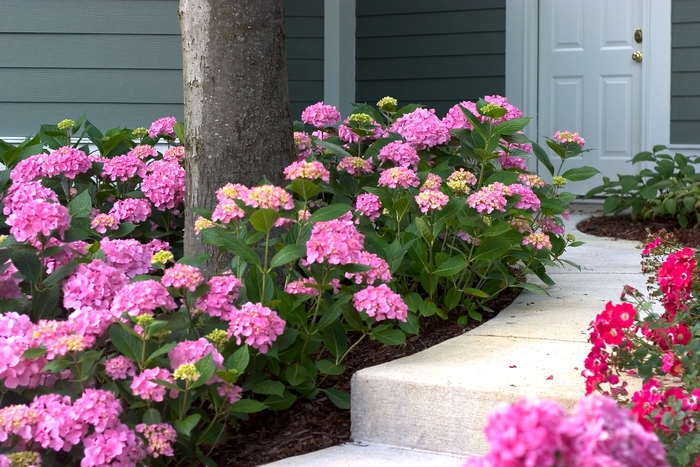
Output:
[{"left": 179, "top": 0, "right": 296, "bottom": 275}]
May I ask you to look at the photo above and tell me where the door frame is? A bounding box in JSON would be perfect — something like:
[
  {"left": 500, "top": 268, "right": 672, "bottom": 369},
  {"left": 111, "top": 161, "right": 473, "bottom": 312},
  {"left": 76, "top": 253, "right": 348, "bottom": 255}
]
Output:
[{"left": 505, "top": 0, "right": 673, "bottom": 171}]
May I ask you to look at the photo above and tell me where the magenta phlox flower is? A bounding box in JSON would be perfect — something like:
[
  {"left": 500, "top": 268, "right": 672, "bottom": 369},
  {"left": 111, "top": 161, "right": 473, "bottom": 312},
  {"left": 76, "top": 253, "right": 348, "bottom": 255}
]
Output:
[
  {"left": 355, "top": 193, "right": 382, "bottom": 222},
  {"left": 377, "top": 167, "right": 420, "bottom": 189},
  {"left": 82, "top": 422, "right": 146, "bottom": 467},
  {"left": 44, "top": 146, "right": 91, "bottom": 179},
  {"left": 508, "top": 183, "right": 541, "bottom": 211},
  {"left": 168, "top": 338, "right": 224, "bottom": 383},
  {"left": 353, "top": 284, "right": 408, "bottom": 322},
  {"left": 306, "top": 212, "right": 365, "bottom": 265},
  {"left": 301, "top": 102, "right": 342, "bottom": 128},
  {"left": 227, "top": 302, "right": 286, "bottom": 353},
  {"left": 142, "top": 160, "right": 185, "bottom": 210},
  {"left": 2, "top": 181, "right": 58, "bottom": 216},
  {"left": 466, "top": 182, "right": 509, "bottom": 214},
  {"left": 241, "top": 184, "right": 295, "bottom": 211},
  {"left": 389, "top": 108, "right": 451, "bottom": 150},
  {"left": 101, "top": 154, "right": 147, "bottom": 182},
  {"left": 109, "top": 198, "right": 152, "bottom": 223},
  {"left": 131, "top": 367, "right": 177, "bottom": 402},
  {"left": 337, "top": 156, "right": 374, "bottom": 176},
  {"left": 100, "top": 237, "right": 152, "bottom": 278},
  {"left": 346, "top": 251, "right": 392, "bottom": 285},
  {"left": 415, "top": 189, "right": 449, "bottom": 214},
  {"left": 111, "top": 280, "right": 177, "bottom": 317},
  {"left": 136, "top": 422, "right": 177, "bottom": 458},
  {"left": 195, "top": 272, "right": 242, "bottom": 320},
  {"left": 128, "top": 144, "right": 158, "bottom": 160},
  {"left": 148, "top": 116, "right": 177, "bottom": 139},
  {"left": 161, "top": 263, "right": 204, "bottom": 292},
  {"left": 377, "top": 141, "right": 420, "bottom": 169},
  {"left": 285, "top": 277, "right": 320, "bottom": 296},
  {"left": 6, "top": 198, "right": 71, "bottom": 242},
  {"left": 104, "top": 356, "right": 137, "bottom": 380},
  {"left": 283, "top": 160, "right": 330, "bottom": 183}
]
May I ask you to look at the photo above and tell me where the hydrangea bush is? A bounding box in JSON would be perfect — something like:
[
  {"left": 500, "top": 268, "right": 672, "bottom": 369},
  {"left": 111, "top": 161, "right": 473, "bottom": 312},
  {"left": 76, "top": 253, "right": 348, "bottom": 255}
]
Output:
[
  {"left": 584, "top": 231, "right": 700, "bottom": 466},
  {"left": 0, "top": 94, "right": 597, "bottom": 465}
]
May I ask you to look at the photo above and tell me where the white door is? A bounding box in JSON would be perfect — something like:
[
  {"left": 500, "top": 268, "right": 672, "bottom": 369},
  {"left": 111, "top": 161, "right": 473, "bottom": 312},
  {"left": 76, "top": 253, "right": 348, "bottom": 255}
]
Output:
[{"left": 538, "top": 0, "right": 644, "bottom": 196}]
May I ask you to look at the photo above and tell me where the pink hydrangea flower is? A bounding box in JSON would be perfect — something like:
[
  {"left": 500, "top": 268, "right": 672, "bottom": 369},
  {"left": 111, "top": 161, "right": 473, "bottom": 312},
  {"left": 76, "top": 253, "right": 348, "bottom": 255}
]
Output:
[
  {"left": 0, "top": 263, "right": 22, "bottom": 299},
  {"left": 337, "top": 156, "right": 374, "bottom": 176},
  {"left": 301, "top": 102, "right": 342, "bottom": 128},
  {"left": 136, "top": 423, "right": 177, "bottom": 458},
  {"left": 241, "top": 185, "right": 294, "bottom": 211},
  {"left": 44, "top": 146, "right": 91, "bottom": 179},
  {"left": 553, "top": 130, "right": 585, "bottom": 146},
  {"left": 111, "top": 280, "right": 177, "bottom": 317},
  {"left": 523, "top": 232, "right": 553, "bottom": 250},
  {"left": 345, "top": 251, "right": 392, "bottom": 285},
  {"left": 283, "top": 160, "right": 330, "bottom": 183},
  {"left": 285, "top": 278, "right": 320, "bottom": 296},
  {"left": 211, "top": 197, "right": 246, "bottom": 223},
  {"left": 355, "top": 193, "right": 382, "bottom": 222},
  {"left": 6, "top": 199, "right": 71, "bottom": 242},
  {"left": 147, "top": 239, "right": 171, "bottom": 255},
  {"left": 421, "top": 173, "right": 443, "bottom": 191},
  {"left": 306, "top": 212, "right": 365, "bottom": 265},
  {"left": 377, "top": 167, "right": 420, "bottom": 189},
  {"left": 228, "top": 302, "right": 286, "bottom": 353},
  {"left": 100, "top": 237, "right": 152, "bottom": 278},
  {"left": 353, "top": 284, "right": 408, "bottom": 322},
  {"left": 101, "top": 154, "right": 147, "bottom": 182},
  {"left": 73, "top": 389, "right": 122, "bottom": 433},
  {"left": 31, "top": 319, "right": 92, "bottom": 359},
  {"left": 163, "top": 146, "right": 185, "bottom": 161},
  {"left": 168, "top": 338, "right": 224, "bottom": 379},
  {"left": 9, "top": 154, "right": 47, "bottom": 183},
  {"left": 294, "top": 132, "right": 313, "bottom": 160},
  {"left": 377, "top": 141, "right": 419, "bottom": 169},
  {"left": 446, "top": 168, "right": 478, "bottom": 195},
  {"left": 131, "top": 367, "right": 177, "bottom": 402},
  {"left": 498, "top": 152, "right": 528, "bottom": 170},
  {"left": 217, "top": 383, "right": 243, "bottom": 404},
  {"left": 109, "top": 198, "right": 152, "bottom": 223},
  {"left": 389, "top": 108, "right": 451, "bottom": 150},
  {"left": 508, "top": 183, "right": 541, "bottom": 211},
  {"left": 161, "top": 263, "right": 204, "bottom": 292},
  {"left": 466, "top": 182, "right": 509, "bottom": 214},
  {"left": 30, "top": 393, "right": 85, "bottom": 452},
  {"left": 82, "top": 422, "right": 146, "bottom": 466},
  {"left": 128, "top": 144, "right": 159, "bottom": 160},
  {"left": 148, "top": 116, "right": 177, "bottom": 139},
  {"left": 91, "top": 213, "right": 119, "bottom": 234},
  {"left": 2, "top": 181, "right": 58, "bottom": 215},
  {"left": 0, "top": 312, "right": 49, "bottom": 389},
  {"left": 104, "top": 356, "right": 137, "bottom": 380},
  {"left": 216, "top": 183, "right": 249, "bottom": 202},
  {"left": 338, "top": 118, "right": 387, "bottom": 143},
  {"left": 195, "top": 272, "right": 242, "bottom": 320},
  {"left": 142, "top": 160, "right": 185, "bottom": 210},
  {"left": 443, "top": 95, "right": 523, "bottom": 129},
  {"left": 540, "top": 217, "right": 565, "bottom": 235},
  {"left": 518, "top": 173, "right": 546, "bottom": 188},
  {"left": 415, "top": 189, "right": 450, "bottom": 214}
]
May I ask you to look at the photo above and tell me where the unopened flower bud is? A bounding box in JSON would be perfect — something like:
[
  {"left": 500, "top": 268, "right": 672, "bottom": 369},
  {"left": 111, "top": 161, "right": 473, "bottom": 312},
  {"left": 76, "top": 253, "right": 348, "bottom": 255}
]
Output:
[
  {"left": 152, "top": 250, "right": 174, "bottom": 265},
  {"left": 57, "top": 119, "right": 75, "bottom": 131},
  {"left": 348, "top": 113, "right": 374, "bottom": 125},
  {"left": 206, "top": 329, "right": 229, "bottom": 348},
  {"left": 132, "top": 127, "right": 148, "bottom": 138},
  {"left": 173, "top": 363, "right": 200, "bottom": 382},
  {"left": 134, "top": 314, "right": 154, "bottom": 328},
  {"left": 8, "top": 451, "right": 42, "bottom": 467},
  {"left": 377, "top": 96, "right": 397, "bottom": 112},
  {"left": 552, "top": 176, "right": 567, "bottom": 187}
]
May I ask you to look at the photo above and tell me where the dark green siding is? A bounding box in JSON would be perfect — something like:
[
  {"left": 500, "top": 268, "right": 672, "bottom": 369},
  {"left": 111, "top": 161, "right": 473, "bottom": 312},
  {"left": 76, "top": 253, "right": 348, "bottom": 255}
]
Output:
[
  {"left": 285, "top": 0, "right": 324, "bottom": 121},
  {"left": 671, "top": 0, "right": 700, "bottom": 144},
  {"left": 0, "top": 0, "right": 184, "bottom": 137},
  {"left": 355, "top": 0, "right": 506, "bottom": 117}
]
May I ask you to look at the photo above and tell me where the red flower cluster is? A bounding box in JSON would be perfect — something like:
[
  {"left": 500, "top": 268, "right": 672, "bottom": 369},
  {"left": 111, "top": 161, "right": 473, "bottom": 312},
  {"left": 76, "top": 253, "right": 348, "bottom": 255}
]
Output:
[{"left": 657, "top": 247, "right": 695, "bottom": 318}]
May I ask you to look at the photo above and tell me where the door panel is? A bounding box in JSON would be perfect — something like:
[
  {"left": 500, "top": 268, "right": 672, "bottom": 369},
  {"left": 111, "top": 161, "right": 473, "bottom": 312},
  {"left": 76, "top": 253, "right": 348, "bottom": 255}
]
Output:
[{"left": 538, "top": 0, "right": 643, "bottom": 195}]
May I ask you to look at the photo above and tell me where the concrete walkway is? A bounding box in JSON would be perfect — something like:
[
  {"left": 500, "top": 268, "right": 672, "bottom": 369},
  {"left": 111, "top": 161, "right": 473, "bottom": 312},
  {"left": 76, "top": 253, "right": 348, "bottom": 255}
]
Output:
[{"left": 263, "top": 205, "right": 645, "bottom": 466}]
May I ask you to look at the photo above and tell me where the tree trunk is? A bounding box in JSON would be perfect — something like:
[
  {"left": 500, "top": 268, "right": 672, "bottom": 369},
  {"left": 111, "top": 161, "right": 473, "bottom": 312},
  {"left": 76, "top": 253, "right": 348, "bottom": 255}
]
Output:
[{"left": 179, "top": 0, "right": 295, "bottom": 276}]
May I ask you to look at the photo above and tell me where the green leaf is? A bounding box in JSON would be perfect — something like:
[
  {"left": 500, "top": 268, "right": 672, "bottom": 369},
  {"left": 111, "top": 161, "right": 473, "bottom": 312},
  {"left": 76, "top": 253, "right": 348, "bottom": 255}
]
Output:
[
  {"left": 250, "top": 209, "right": 280, "bottom": 233},
  {"left": 309, "top": 204, "right": 352, "bottom": 223},
  {"left": 285, "top": 364, "right": 308, "bottom": 386},
  {"left": 43, "top": 358, "right": 72, "bottom": 373},
  {"left": 463, "top": 287, "right": 491, "bottom": 299},
  {"left": 42, "top": 261, "right": 79, "bottom": 287},
  {"left": 22, "top": 346, "right": 47, "bottom": 359},
  {"left": 142, "top": 408, "right": 161, "bottom": 425},
  {"left": 371, "top": 328, "right": 406, "bottom": 346},
  {"left": 230, "top": 399, "right": 267, "bottom": 413},
  {"left": 322, "top": 322, "right": 348, "bottom": 359},
  {"left": 174, "top": 122, "right": 185, "bottom": 143},
  {"left": 188, "top": 352, "right": 216, "bottom": 389},
  {"left": 252, "top": 379, "right": 285, "bottom": 397},
  {"left": 322, "top": 388, "right": 351, "bottom": 409},
  {"left": 420, "top": 268, "right": 437, "bottom": 295},
  {"left": 152, "top": 378, "right": 182, "bottom": 392},
  {"left": 561, "top": 166, "right": 600, "bottom": 182},
  {"left": 226, "top": 346, "right": 250, "bottom": 375},
  {"left": 317, "top": 295, "right": 352, "bottom": 330},
  {"left": 603, "top": 195, "right": 621, "bottom": 213},
  {"left": 630, "top": 151, "right": 654, "bottom": 163},
  {"left": 663, "top": 197, "right": 677, "bottom": 215},
  {"left": 289, "top": 178, "right": 321, "bottom": 199},
  {"left": 434, "top": 256, "right": 467, "bottom": 277},
  {"left": 392, "top": 196, "right": 411, "bottom": 221},
  {"left": 316, "top": 139, "right": 351, "bottom": 158},
  {"left": 270, "top": 244, "right": 307, "bottom": 268},
  {"left": 174, "top": 414, "right": 201, "bottom": 437},
  {"left": 264, "top": 390, "right": 297, "bottom": 411},
  {"left": 201, "top": 228, "right": 260, "bottom": 265},
  {"left": 513, "top": 282, "right": 549, "bottom": 295},
  {"left": 473, "top": 238, "right": 511, "bottom": 262},
  {"left": 67, "top": 189, "right": 93, "bottom": 218},
  {"left": 493, "top": 117, "right": 531, "bottom": 135},
  {"left": 32, "top": 285, "right": 61, "bottom": 320},
  {"left": 656, "top": 159, "right": 675, "bottom": 178},
  {"left": 11, "top": 249, "right": 43, "bottom": 283},
  {"left": 484, "top": 171, "right": 520, "bottom": 186},
  {"left": 146, "top": 341, "right": 178, "bottom": 364},
  {"left": 418, "top": 300, "right": 438, "bottom": 317},
  {"left": 109, "top": 324, "right": 144, "bottom": 364},
  {"left": 532, "top": 143, "right": 555, "bottom": 175},
  {"left": 445, "top": 289, "right": 462, "bottom": 311},
  {"left": 316, "top": 359, "right": 346, "bottom": 375},
  {"left": 198, "top": 422, "right": 226, "bottom": 446}
]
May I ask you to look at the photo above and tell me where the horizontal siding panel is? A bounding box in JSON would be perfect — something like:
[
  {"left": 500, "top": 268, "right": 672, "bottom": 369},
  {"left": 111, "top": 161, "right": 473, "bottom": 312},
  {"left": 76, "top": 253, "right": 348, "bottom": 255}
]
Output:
[
  {"left": 671, "top": 47, "right": 700, "bottom": 72},
  {"left": 672, "top": 0, "right": 700, "bottom": 23},
  {"left": 671, "top": 71, "right": 700, "bottom": 96},
  {"left": 356, "top": 33, "right": 505, "bottom": 58},
  {"left": 288, "top": 80, "right": 324, "bottom": 102},
  {"left": 356, "top": 77, "right": 506, "bottom": 103},
  {"left": 357, "top": 10, "right": 505, "bottom": 37},
  {"left": 671, "top": 97, "right": 700, "bottom": 119},
  {"left": 285, "top": 0, "right": 324, "bottom": 18},
  {"left": 0, "top": 103, "right": 184, "bottom": 138},
  {"left": 357, "top": 0, "right": 504, "bottom": 16},
  {"left": 0, "top": 34, "right": 182, "bottom": 70},
  {"left": 672, "top": 22, "right": 700, "bottom": 47},
  {"left": 287, "top": 38, "right": 324, "bottom": 59},
  {"left": 285, "top": 17, "right": 324, "bottom": 38},
  {"left": 0, "top": 69, "right": 183, "bottom": 104},
  {"left": 671, "top": 121, "right": 700, "bottom": 145},
  {"left": 0, "top": 1, "right": 180, "bottom": 35},
  {"left": 357, "top": 54, "right": 504, "bottom": 80},
  {"left": 288, "top": 59, "right": 323, "bottom": 81}
]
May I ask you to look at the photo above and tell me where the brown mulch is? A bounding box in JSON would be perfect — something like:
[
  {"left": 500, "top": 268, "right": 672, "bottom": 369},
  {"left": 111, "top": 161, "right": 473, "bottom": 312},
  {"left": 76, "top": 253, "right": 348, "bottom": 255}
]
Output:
[
  {"left": 576, "top": 215, "right": 700, "bottom": 249},
  {"left": 215, "top": 287, "right": 521, "bottom": 467}
]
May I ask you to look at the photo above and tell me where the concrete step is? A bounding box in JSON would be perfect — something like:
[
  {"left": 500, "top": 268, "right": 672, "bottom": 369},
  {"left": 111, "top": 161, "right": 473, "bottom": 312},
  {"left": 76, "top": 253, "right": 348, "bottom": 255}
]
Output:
[{"left": 260, "top": 210, "right": 646, "bottom": 465}]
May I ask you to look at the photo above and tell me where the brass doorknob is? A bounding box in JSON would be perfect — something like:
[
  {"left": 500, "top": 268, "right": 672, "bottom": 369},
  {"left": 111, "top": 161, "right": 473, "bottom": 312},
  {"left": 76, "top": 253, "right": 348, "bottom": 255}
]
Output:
[{"left": 632, "top": 51, "right": 643, "bottom": 62}]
